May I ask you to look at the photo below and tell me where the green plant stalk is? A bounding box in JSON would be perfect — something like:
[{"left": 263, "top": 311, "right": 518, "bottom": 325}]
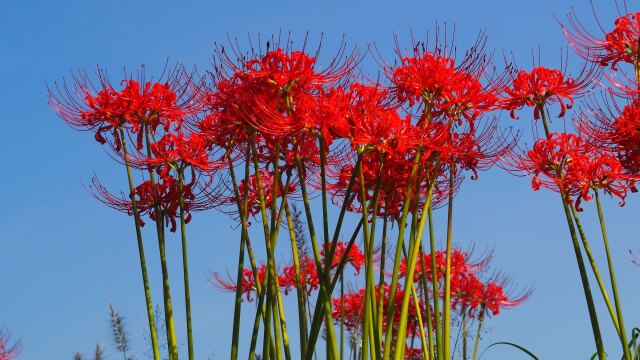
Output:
[
  {"left": 249, "top": 142, "right": 286, "bottom": 360},
  {"left": 296, "top": 158, "right": 339, "bottom": 360},
  {"left": 377, "top": 213, "right": 388, "bottom": 337},
  {"left": 594, "top": 191, "right": 632, "bottom": 360},
  {"left": 177, "top": 170, "right": 194, "bottom": 360},
  {"left": 305, "top": 219, "right": 364, "bottom": 359},
  {"left": 462, "top": 310, "right": 468, "bottom": 360},
  {"left": 393, "top": 176, "right": 437, "bottom": 360},
  {"left": 382, "top": 151, "right": 423, "bottom": 360},
  {"left": 569, "top": 204, "right": 621, "bottom": 336},
  {"left": 357, "top": 166, "right": 374, "bottom": 360},
  {"left": 282, "top": 198, "right": 309, "bottom": 356},
  {"left": 357, "top": 158, "right": 384, "bottom": 359},
  {"left": 427, "top": 206, "right": 443, "bottom": 360},
  {"left": 303, "top": 154, "right": 363, "bottom": 359},
  {"left": 561, "top": 197, "right": 606, "bottom": 359},
  {"left": 156, "top": 215, "right": 180, "bottom": 360},
  {"left": 540, "top": 110, "right": 605, "bottom": 359},
  {"left": 142, "top": 126, "right": 178, "bottom": 360},
  {"left": 471, "top": 306, "right": 485, "bottom": 360},
  {"left": 227, "top": 148, "right": 252, "bottom": 360},
  {"left": 248, "top": 273, "right": 276, "bottom": 360},
  {"left": 118, "top": 128, "right": 161, "bottom": 360},
  {"left": 409, "top": 280, "right": 429, "bottom": 360},
  {"left": 442, "top": 168, "right": 455, "bottom": 360},
  {"left": 418, "top": 243, "right": 435, "bottom": 360},
  {"left": 340, "top": 273, "right": 345, "bottom": 360}
]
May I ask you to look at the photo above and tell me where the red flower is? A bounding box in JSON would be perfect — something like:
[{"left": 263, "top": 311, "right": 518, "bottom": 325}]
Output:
[
  {"left": 210, "top": 264, "right": 268, "bottom": 302},
  {"left": 390, "top": 50, "right": 497, "bottom": 126},
  {"left": 503, "top": 67, "right": 592, "bottom": 120},
  {"left": 507, "top": 132, "right": 634, "bottom": 209},
  {"left": 0, "top": 329, "right": 20, "bottom": 360},
  {"left": 564, "top": 10, "right": 640, "bottom": 69},
  {"left": 49, "top": 70, "right": 191, "bottom": 151},
  {"left": 321, "top": 242, "right": 366, "bottom": 274},
  {"left": 236, "top": 169, "right": 297, "bottom": 217},
  {"left": 89, "top": 175, "right": 213, "bottom": 232}
]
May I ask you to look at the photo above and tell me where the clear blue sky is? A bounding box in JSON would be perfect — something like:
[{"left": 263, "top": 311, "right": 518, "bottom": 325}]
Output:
[{"left": 1, "top": 0, "right": 639, "bottom": 359}]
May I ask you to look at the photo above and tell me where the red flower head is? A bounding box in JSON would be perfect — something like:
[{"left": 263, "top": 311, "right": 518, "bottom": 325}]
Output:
[
  {"left": 503, "top": 67, "right": 592, "bottom": 120},
  {"left": 89, "top": 175, "right": 213, "bottom": 233},
  {"left": 332, "top": 288, "right": 366, "bottom": 333},
  {"left": 210, "top": 264, "right": 268, "bottom": 302},
  {"left": 0, "top": 329, "right": 20, "bottom": 360},
  {"left": 390, "top": 50, "right": 497, "bottom": 127},
  {"left": 236, "top": 169, "right": 297, "bottom": 217},
  {"left": 144, "top": 132, "right": 214, "bottom": 177},
  {"left": 279, "top": 256, "right": 320, "bottom": 295},
  {"left": 564, "top": 10, "right": 640, "bottom": 69},
  {"left": 507, "top": 131, "right": 634, "bottom": 209},
  {"left": 49, "top": 68, "right": 191, "bottom": 151},
  {"left": 321, "top": 241, "right": 366, "bottom": 274}
]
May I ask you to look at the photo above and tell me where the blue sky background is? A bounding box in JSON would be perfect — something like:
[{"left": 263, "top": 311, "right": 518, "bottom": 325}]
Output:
[{"left": 2, "top": 0, "right": 639, "bottom": 359}]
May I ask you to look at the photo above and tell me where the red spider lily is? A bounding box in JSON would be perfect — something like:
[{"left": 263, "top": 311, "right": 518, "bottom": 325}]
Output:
[
  {"left": 503, "top": 67, "right": 593, "bottom": 120},
  {"left": 345, "top": 84, "right": 420, "bottom": 155},
  {"left": 321, "top": 241, "right": 366, "bottom": 275},
  {"left": 398, "top": 249, "right": 487, "bottom": 285},
  {"left": 390, "top": 51, "right": 497, "bottom": 126},
  {"left": 210, "top": 264, "right": 268, "bottom": 302},
  {"left": 332, "top": 288, "right": 366, "bottom": 334},
  {"left": 0, "top": 329, "right": 20, "bottom": 360},
  {"left": 236, "top": 169, "right": 297, "bottom": 217},
  {"left": 49, "top": 69, "right": 192, "bottom": 151},
  {"left": 210, "top": 44, "right": 354, "bottom": 139},
  {"left": 507, "top": 132, "right": 634, "bottom": 209},
  {"left": 509, "top": 132, "right": 585, "bottom": 197},
  {"left": 563, "top": 9, "right": 640, "bottom": 69},
  {"left": 279, "top": 256, "right": 320, "bottom": 295},
  {"left": 142, "top": 132, "right": 216, "bottom": 176},
  {"left": 89, "top": 175, "right": 212, "bottom": 232}
]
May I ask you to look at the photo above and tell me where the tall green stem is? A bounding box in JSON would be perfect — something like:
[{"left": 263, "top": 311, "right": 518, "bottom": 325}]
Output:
[
  {"left": 540, "top": 110, "right": 605, "bottom": 360},
  {"left": 570, "top": 204, "right": 621, "bottom": 336},
  {"left": 560, "top": 197, "right": 606, "bottom": 359},
  {"left": 118, "top": 128, "right": 161, "bottom": 360},
  {"left": 471, "top": 307, "right": 485, "bottom": 360},
  {"left": 443, "top": 168, "right": 455, "bottom": 360},
  {"left": 177, "top": 170, "right": 194, "bottom": 360},
  {"left": 382, "top": 152, "right": 422, "bottom": 360},
  {"left": 228, "top": 147, "right": 252, "bottom": 360},
  {"left": 595, "top": 191, "right": 632, "bottom": 360}
]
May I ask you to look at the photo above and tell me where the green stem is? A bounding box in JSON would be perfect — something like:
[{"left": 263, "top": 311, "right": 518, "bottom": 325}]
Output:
[
  {"left": 119, "top": 128, "right": 161, "bottom": 360},
  {"left": 142, "top": 126, "right": 178, "bottom": 360},
  {"left": 595, "top": 191, "right": 632, "bottom": 360},
  {"left": 560, "top": 197, "right": 606, "bottom": 359},
  {"left": 443, "top": 168, "right": 455, "bottom": 360},
  {"left": 471, "top": 307, "right": 485, "bottom": 360},
  {"left": 382, "top": 151, "right": 422, "bottom": 360},
  {"left": 177, "top": 170, "right": 194, "bottom": 360},
  {"left": 297, "top": 157, "right": 339, "bottom": 360},
  {"left": 427, "top": 206, "right": 442, "bottom": 360},
  {"left": 228, "top": 148, "right": 252, "bottom": 360},
  {"left": 540, "top": 109, "right": 605, "bottom": 359},
  {"left": 570, "top": 203, "right": 621, "bottom": 336},
  {"left": 393, "top": 169, "right": 437, "bottom": 360}
]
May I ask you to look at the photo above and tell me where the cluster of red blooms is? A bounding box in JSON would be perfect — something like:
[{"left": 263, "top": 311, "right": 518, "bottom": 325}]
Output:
[
  {"left": 50, "top": 70, "right": 219, "bottom": 232},
  {"left": 211, "top": 241, "right": 365, "bottom": 301},
  {"left": 0, "top": 329, "right": 20, "bottom": 360},
  {"left": 332, "top": 248, "right": 529, "bottom": 345},
  {"left": 49, "top": 31, "right": 525, "bottom": 230},
  {"left": 501, "top": 9, "right": 640, "bottom": 209},
  {"left": 510, "top": 132, "right": 635, "bottom": 210}
]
